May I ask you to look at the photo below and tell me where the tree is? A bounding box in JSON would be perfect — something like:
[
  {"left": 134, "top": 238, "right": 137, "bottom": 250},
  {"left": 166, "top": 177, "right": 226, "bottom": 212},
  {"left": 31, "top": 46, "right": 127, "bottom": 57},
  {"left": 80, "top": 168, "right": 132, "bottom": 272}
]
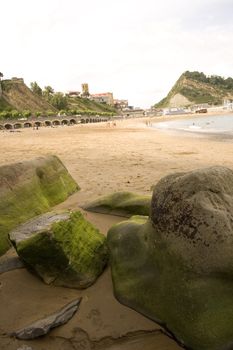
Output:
[
  {"left": 22, "top": 110, "right": 31, "bottom": 118},
  {"left": 35, "top": 111, "right": 42, "bottom": 117},
  {"left": 0, "top": 110, "right": 11, "bottom": 119},
  {"left": 11, "top": 110, "right": 20, "bottom": 119},
  {"left": 43, "top": 86, "right": 54, "bottom": 101},
  {"left": 30, "top": 81, "right": 42, "bottom": 96},
  {"left": 225, "top": 77, "right": 233, "bottom": 90},
  {"left": 208, "top": 75, "right": 225, "bottom": 86},
  {"left": 184, "top": 71, "right": 208, "bottom": 83},
  {"left": 0, "top": 72, "right": 3, "bottom": 80},
  {"left": 50, "top": 92, "right": 68, "bottom": 110}
]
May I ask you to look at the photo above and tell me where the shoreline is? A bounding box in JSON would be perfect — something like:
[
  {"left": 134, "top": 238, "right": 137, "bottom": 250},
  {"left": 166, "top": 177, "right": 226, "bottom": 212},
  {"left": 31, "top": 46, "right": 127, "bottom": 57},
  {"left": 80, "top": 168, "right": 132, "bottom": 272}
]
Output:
[
  {"left": 147, "top": 112, "right": 233, "bottom": 141},
  {"left": 148, "top": 109, "right": 233, "bottom": 123}
]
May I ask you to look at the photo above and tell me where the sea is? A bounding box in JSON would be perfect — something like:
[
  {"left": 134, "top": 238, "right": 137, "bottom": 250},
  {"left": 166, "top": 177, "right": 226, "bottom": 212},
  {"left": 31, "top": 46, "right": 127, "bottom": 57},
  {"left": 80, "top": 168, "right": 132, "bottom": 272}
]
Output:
[{"left": 152, "top": 114, "right": 233, "bottom": 138}]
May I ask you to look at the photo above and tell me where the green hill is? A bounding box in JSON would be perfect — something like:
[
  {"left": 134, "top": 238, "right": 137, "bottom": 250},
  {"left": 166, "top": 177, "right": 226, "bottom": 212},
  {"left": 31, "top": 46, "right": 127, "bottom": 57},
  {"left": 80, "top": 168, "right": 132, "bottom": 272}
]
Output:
[
  {"left": 154, "top": 71, "right": 233, "bottom": 108},
  {"left": 0, "top": 78, "right": 117, "bottom": 115},
  {"left": 0, "top": 78, "right": 57, "bottom": 113},
  {"left": 67, "top": 95, "right": 117, "bottom": 115}
]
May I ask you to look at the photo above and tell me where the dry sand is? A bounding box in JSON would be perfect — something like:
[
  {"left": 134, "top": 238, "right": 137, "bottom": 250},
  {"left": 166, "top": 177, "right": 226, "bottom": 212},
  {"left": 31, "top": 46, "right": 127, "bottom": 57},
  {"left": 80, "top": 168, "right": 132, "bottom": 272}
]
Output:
[{"left": 0, "top": 116, "right": 232, "bottom": 349}]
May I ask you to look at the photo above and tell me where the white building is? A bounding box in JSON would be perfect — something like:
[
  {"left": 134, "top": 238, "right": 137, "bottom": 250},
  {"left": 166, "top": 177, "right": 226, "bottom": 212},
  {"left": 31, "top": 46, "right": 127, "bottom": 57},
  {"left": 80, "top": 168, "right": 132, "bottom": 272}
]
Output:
[
  {"left": 223, "top": 98, "right": 233, "bottom": 110},
  {"left": 163, "top": 107, "right": 190, "bottom": 115}
]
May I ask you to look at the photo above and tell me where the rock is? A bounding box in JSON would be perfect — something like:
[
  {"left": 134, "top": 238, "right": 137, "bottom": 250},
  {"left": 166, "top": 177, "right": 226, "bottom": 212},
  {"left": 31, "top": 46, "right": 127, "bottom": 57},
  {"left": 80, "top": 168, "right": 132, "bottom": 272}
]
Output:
[
  {"left": 84, "top": 191, "right": 151, "bottom": 217},
  {"left": 9, "top": 211, "right": 108, "bottom": 288},
  {"left": 0, "top": 155, "right": 79, "bottom": 256},
  {"left": 17, "top": 346, "right": 33, "bottom": 350},
  {"left": 107, "top": 166, "right": 233, "bottom": 350},
  {"left": 12, "top": 298, "right": 81, "bottom": 339}
]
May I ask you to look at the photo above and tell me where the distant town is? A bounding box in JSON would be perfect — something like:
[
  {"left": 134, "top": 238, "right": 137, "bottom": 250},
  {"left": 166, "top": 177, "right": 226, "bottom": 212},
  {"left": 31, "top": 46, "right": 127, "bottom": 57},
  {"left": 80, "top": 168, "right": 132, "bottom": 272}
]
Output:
[
  {"left": 66, "top": 82, "right": 142, "bottom": 113},
  {"left": 1, "top": 71, "right": 233, "bottom": 122},
  {"left": 150, "top": 99, "right": 233, "bottom": 117}
]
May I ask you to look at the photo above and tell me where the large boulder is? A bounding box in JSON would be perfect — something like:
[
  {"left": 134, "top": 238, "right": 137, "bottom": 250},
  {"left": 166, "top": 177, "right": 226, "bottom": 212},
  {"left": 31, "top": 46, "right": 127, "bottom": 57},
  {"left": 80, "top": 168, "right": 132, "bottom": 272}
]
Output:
[
  {"left": 84, "top": 191, "right": 151, "bottom": 217},
  {"left": 0, "top": 155, "right": 79, "bottom": 255},
  {"left": 9, "top": 211, "right": 108, "bottom": 288},
  {"left": 108, "top": 166, "right": 233, "bottom": 350}
]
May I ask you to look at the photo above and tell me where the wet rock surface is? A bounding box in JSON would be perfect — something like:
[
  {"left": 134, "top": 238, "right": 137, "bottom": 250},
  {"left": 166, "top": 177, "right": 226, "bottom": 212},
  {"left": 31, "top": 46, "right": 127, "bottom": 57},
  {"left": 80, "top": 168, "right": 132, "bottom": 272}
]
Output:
[
  {"left": 0, "top": 256, "right": 24, "bottom": 274},
  {"left": 16, "top": 346, "right": 33, "bottom": 350},
  {"left": 108, "top": 166, "right": 233, "bottom": 350},
  {"left": 84, "top": 191, "right": 151, "bottom": 217}
]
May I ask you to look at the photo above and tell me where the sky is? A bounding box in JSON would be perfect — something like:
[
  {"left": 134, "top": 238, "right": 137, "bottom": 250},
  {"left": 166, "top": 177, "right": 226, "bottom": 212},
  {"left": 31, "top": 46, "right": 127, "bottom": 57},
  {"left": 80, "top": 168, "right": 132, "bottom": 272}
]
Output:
[{"left": 1, "top": 0, "right": 233, "bottom": 108}]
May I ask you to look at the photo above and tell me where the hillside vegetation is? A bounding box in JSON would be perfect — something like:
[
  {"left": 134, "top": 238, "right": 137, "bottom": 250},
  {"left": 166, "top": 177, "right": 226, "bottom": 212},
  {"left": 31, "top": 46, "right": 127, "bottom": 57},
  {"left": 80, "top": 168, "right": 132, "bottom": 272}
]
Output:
[
  {"left": 67, "top": 96, "right": 116, "bottom": 115},
  {"left": 154, "top": 71, "right": 233, "bottom": 108},
  {"left": 0, "top": 78, "right": 117, "bottom": 116},
  {"left": 0, "top": 79, "right": 56, "bottom": 113}
]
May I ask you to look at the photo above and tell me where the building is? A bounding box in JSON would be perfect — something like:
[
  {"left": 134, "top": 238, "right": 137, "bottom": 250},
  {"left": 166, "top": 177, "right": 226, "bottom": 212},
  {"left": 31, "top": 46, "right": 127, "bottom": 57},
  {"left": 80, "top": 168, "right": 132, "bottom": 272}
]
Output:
[
  {"left": 191, "top": 103, "right": 210, "bottom": 112},
  {"left": 91, "top": 92, "right": 114, "bottom": 106},
  {"left": 81, "top": 83, "right": 90, "bottom": 97},
  {"left": 66, "top": 91, "right": 81, "bottom": 97},
  {"left": 163, "top": 107, "right": 190, "bottom": 116},
  {"left": 114, "top": 99, "right": 128, "bottom": 110},
  {"left": 223, "top": 98, "right": 233, "bottom": 110}
]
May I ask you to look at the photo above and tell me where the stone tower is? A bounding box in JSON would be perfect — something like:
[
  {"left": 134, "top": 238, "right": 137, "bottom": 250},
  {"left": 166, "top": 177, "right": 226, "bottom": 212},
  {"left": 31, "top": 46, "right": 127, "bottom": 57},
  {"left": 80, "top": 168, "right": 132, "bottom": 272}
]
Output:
[{"left": 81, "top": 83, "right": 89, "bottom": 97}]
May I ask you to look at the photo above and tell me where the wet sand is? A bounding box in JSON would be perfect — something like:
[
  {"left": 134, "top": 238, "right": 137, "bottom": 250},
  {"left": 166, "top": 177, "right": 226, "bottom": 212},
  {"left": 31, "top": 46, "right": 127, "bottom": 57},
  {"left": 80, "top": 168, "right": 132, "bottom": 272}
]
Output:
[{"left": 0, "top": 116, "right": 232, "bottom": 349}]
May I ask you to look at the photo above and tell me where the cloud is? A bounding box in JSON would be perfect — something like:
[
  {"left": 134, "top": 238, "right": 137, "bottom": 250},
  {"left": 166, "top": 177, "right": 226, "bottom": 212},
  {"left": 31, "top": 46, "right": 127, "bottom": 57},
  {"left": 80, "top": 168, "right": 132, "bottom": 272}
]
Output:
[{"left": 1, "top": 0, "right": 233, "bottom": 107}]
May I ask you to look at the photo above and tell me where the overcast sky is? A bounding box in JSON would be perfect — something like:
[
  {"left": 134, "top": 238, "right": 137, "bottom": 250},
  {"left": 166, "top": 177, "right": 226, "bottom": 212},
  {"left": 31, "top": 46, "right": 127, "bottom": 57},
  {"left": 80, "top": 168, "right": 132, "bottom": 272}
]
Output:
[{"left": 1, "top": 0, "right": 233, "bottom": 107}]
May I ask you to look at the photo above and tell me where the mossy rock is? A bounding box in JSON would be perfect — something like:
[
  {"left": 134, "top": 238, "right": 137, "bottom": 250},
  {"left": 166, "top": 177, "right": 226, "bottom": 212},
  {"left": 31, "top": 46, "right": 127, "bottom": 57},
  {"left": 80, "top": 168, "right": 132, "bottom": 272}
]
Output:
[
  {"left": 108, "top": 166, "right": 233, "bottom": 350},
  {"left": 84, "top": 191, "right": 151, "bottom": 217},
  {"left": 9, "top": 211, "right": 108, "bottom": 288},
  {"left": 0, "top": 155, "right": 79, "bottom": 256}
]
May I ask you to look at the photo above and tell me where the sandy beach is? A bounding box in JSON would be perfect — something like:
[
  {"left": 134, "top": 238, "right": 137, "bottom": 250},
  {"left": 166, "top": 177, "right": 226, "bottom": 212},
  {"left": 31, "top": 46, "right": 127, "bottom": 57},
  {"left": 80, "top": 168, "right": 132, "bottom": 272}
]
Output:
[
  {"left": 0, "top": 116, "right": 233, "bottom": 349},
  {"left": 0, "top": 115, "right": 232, "bottom": 204}
]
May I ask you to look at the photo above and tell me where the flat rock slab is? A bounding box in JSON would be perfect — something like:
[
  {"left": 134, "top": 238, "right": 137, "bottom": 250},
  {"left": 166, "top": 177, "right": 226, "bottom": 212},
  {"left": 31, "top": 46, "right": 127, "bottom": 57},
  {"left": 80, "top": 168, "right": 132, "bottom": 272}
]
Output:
[
  {"left": 9, "top": 211, "right": 70, "bottom": 245},
  {"left": 11, "top": 298, "right": 81, "bottom": 340}
]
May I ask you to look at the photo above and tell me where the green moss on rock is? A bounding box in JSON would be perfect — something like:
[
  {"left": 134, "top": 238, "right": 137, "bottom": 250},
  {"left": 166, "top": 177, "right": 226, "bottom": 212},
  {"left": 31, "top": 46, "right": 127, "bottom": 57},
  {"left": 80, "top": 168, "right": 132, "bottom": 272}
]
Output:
[
  {"left": 10, "top": 211, "right": 108, "bottom": 288},
  {"left": 108, "top": 167, "right": 233, "bottom": 350},
  {"left": 0, "top": 155, "right": 79, "bottom": 255},
  {"left": 84, "top": 191, "right": 151, "bottom": 217}
]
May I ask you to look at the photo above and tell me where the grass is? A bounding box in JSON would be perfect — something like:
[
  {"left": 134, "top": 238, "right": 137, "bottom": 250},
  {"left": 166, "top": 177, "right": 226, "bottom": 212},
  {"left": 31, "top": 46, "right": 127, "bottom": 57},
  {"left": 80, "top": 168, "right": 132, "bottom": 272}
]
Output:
[
  {"left": 0, "top": 97, "right": 12, "bottom": 112},
  {"left": 68, "top": 96, "right": 117, "bottom": 114}
]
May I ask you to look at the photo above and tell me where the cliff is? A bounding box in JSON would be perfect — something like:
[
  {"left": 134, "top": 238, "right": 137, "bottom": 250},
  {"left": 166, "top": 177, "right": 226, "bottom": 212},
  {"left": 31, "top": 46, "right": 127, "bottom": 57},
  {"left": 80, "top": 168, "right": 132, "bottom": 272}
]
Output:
[
  {"left": 154, "top": 71, "right": 233, "bottom": 108},
  {"left": 0, "top": 78, "right": 57, "bottom": 112}
]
